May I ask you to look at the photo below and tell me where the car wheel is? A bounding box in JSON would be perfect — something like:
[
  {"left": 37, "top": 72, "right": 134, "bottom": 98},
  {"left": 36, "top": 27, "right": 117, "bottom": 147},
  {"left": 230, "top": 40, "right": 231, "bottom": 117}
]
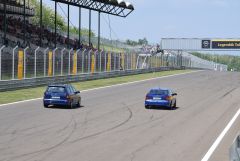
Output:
[
  {"left": 174, "top": 101, "right": 177, "bottom": 108},
  {"left": 44, "top": 104, "right": 49, "bottom": 108},
  {"left": 170, "top": 102, "right": 174, "bottom": 110},
  {"left": 77, "top": 100, "right": 81, "bottom": 107},
  {"left": 145, "top": 105, "right": 150, "bottom": 109},
  {"left": 69, "top": 101, "right": 74, "bottom": 109}
]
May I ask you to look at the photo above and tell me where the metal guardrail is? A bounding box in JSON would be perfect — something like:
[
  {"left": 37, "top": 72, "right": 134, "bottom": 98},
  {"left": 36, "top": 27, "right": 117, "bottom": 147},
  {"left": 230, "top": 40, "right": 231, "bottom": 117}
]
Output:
[
  {"left": 0, "top": 67, "right": 181, "bottom": 92},
  {"left": 230, "top": 135, "right": 240, "bottom": 161}
]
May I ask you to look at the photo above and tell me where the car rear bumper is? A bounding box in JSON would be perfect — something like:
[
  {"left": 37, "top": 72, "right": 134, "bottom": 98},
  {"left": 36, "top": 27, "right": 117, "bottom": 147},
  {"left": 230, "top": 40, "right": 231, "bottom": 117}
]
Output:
[
  {"left": 43, "top": 99, "right": 69, "bottom": 106},
  {"left": 145, "top": 100, "right": 171, "bottom": 107}
]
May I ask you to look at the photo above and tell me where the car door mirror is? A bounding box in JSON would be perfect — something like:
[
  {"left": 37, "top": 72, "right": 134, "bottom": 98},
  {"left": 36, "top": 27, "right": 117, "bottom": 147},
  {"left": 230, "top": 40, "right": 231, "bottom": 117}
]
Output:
[
  {"left": 172, "top": 93, "right": 177, "bottom": 96},
  {"left": 75, "top": 91, "right": 80, "bottom": 94}
]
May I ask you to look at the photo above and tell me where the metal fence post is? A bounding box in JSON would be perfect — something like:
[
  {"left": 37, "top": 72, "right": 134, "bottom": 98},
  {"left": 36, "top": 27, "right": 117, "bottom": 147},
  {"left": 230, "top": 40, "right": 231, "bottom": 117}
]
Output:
[
  {"left": 69, "top": 48, "right": 73, "bottom": 75},
  {"left": 94, "top": 50, "right": 97, "bottom": 73},
  {"left": 88, "top": 50, "right": 92, "bottom": 73},
  {"left": 12, "top": 46, "right": 18, "bottom": 80},
  {"left": 61, "top": 48, "right": 66, "bottom": 76},
  {"left": 126, "top": 53, "right": 129, "bottom": 70},
  {"left": 34, "top": 47, "right": 40, "bottom": 78},
  {"left": 53, "top": 48, "right": 58, "bottom": 76},
  {"left": 43, "top": 48, "right": 49, "bottom": 77},
  {"left": 114, "top": 53, "right": 116, "bottom": 71},
  {"left": 118, "top": 53, "right": 121, "bottom": 70},
  {"left": 100, "top": 50, "right": 103, "bottom": 72},
  {"left": 23, "top": 46, "right": 29, "bottom": 79},
  {"left": 76, "top": 49, "right": 81, "bottom": 74},
  {"left": 82, "top": 49, "right": 86, "bottom": 73},
  {"left": 142, "top": 54, "right": 148, "bottom": 69},
  {"left": 0, "top": 45, "right": 6, "bottom": 80},
  {"left": 136, "top": 54, "right": 140, "bottom": 69},
  {"left": 104, "top": 52, "right": 107, "bottom": 72}
]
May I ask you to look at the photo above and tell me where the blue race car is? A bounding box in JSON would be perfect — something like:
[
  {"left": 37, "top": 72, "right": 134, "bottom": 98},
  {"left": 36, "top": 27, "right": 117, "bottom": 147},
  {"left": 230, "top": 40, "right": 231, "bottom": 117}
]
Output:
[
  {"left": 145, "top": 88, "right": 177, "bottom": 110},
  {"left": 43, "top": 84, "right": 81, "bottom": 108}
]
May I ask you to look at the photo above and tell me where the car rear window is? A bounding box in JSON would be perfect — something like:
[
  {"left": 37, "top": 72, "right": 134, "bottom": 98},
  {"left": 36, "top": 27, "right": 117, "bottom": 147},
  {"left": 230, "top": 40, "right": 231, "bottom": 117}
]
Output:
[
  {"left": 47, "top": 87, "right": 65, "bottom": 93},
  {"left": 150, "top": 90, "right": 169, "bottom": 95}
]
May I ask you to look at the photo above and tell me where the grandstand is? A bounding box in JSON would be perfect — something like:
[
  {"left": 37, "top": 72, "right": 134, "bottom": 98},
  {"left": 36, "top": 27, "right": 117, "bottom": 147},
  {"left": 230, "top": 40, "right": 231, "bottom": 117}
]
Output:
[{"left": 0, "top": 0, "right": 134, "bottom": 49}]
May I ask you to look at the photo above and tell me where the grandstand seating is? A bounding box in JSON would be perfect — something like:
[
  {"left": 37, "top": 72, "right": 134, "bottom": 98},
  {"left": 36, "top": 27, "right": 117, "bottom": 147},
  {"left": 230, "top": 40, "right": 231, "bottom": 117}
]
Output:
[
  {"left": 0, "top": 1, "right": 98, "bottom": 50},
  {"left": 0, "top": 0, "right": 34, "bottom": 16},
  {"left": 0, "top": 15, "right": 97, "bottom": 50}
]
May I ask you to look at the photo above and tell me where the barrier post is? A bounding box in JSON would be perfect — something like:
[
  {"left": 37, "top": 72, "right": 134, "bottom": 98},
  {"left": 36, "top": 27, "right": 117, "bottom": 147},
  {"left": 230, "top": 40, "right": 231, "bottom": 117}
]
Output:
[
  {"left": 118, "top": 53, "right": 121, "bottom": 70},
  {"left": 82, "top": 49, "right": 86, "bottom": 73},
  {"left": 43, "top": 48, "right": 49, "bottom": 77},
  {"left": 142, "top": 54, "right": 148, "bottom": 69},
  {"left": 75, "top": 49, "right": 81, "bottom": 74},
  {"left": 100, "top": 50, "right": 103, "bottom": 72},
  {"left": 0, "top": 45, "right": 6, "bottom": 80},
  {"left": 104, "top": 52, "right": 107, "bottom": 72},
  {"left": 68, "top": 48, "right": 73, "bottom": 75},
  {"left": 18, "top": 50, "right": 24, "bottom": 80},
  {"left": 12, "top": 46, "right": 18, "bottom": 80},
  {"left": 23, "top": 46, "right": 29, "bottom": 79},
  {"left": 126, "top": 53, "right": 129, "bottom": 70},
  {"left": 114, "top": 53, "right": 116, "bottom": 71},
  {"left": 121, "top": 53, "right": 125, "bottom": 70},
  {"left": 88, "top": 50, "right": 92, "bottom": 73},
  {"left": 72, "top": 50, "right": 78, "bottom": 75},
  {"left": 52, "top": 48, "right": 58, "bottom": 76},
  {"left": 34, "top": 47, "right": 40, "bottom": 78},
  {"left": 107, "top": 52, "right": 111, "bottom": 72},
  {"left": 91, "top": 51, "right": 97, "bottom": 73},
  {"left": 61, "top": 48, "right": 66, "bottom": 76},
  {"left": 48, "top": 51, "right": 53, "bottom": 76}
]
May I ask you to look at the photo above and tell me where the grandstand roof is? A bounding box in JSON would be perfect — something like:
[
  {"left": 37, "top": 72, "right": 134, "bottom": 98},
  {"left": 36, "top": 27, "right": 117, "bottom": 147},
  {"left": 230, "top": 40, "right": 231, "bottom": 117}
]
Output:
[{"left": 51, "top": 0, "right": 134, "bottom": 17}]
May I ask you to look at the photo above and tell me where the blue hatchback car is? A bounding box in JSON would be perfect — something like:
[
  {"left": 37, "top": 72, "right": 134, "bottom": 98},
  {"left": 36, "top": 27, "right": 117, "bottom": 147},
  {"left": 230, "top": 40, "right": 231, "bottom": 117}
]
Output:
[
  {"left": 145, "top": 88, "right": 177, "bottom": 110},
  {"left": 43, "top": 84, "right": 81, "bottom": 108}
]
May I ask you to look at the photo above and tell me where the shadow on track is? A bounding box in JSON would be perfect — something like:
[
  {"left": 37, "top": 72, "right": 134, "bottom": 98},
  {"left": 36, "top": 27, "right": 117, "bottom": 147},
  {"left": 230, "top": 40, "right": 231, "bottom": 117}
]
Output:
[
  {"left": 45, "top": 105, "right": 84, "bottom": 110},
  {"left": 146, "top": 106, "right": 180, "bottom": 111}
]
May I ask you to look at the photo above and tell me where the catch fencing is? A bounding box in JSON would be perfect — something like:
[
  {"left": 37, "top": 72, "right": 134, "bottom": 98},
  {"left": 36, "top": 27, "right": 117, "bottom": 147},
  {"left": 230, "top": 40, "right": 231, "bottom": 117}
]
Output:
[
  {"left": 0, "top": 45, "right": 227, "bottom": 82},
  {"left": 0, "top": 45, "right": 192, "bottom": 81},
  {"left": 0, "top": 46, "right": 140, "bottom": 80}
]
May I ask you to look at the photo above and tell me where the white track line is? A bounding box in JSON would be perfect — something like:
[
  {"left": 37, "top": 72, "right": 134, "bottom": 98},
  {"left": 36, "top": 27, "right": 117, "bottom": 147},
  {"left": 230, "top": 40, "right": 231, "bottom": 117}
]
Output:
[
  {"left": 201, "top": 107, "right": 240, "bottom": 161},
  {"left": 0, "top": 70, "right": 201, "bottom": 107}
]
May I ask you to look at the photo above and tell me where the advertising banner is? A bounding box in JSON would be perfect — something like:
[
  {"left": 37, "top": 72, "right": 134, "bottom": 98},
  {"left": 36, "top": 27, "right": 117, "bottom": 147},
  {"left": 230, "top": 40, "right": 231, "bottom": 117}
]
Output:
[
  {"left": 48, "top": 51, "right": 53, "bottom": 76},
  {"left": 212, "top": 40, "right": 240, "bottom": 49},
  {"left": 91, "top": 53, "right": 95, "bottom": 73},
  {"left": 18, "top": 50, "right": 24, "bottom": 80},
  {"left": 72, "top": 51, "right": 77, "bottom": 75},
  {"left": 107, "top": 52, "right": 111, "bottom": 72}
]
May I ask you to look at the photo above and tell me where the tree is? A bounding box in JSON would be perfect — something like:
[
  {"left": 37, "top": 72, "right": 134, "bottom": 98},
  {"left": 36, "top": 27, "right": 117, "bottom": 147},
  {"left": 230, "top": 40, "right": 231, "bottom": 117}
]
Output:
[
  {"left": 138, "top": 37, "right": 148, "bottom": 45},
  {"left": 29, "top": 0, "right": 95, "bottom": 37}
]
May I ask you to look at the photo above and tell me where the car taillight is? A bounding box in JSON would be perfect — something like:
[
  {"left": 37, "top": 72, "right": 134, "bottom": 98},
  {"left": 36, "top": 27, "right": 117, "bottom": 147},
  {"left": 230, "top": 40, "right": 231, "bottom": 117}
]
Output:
[{"left": 166, "top": 96, "right": 173, "bottom": 101}]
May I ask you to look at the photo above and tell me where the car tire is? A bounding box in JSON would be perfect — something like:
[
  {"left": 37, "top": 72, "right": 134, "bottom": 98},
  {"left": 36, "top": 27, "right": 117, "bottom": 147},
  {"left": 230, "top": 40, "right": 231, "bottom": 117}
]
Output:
[
  {"left": 44, "top": 104, "right": 49, "bottom": 108},
  {"left": 145, "top": 105, "right": 150, "bottom": 109},
  {"left": 77, "top": 100, "right": 81, "bottom": 107},
  {"left": 69, "top": 101, "right": 74, "bottom": 109},
  {"left": 174, "top": 101, "right": 177, "bottom": 108},
  {"left": 170, "top": 102, "right": 174, "bottom": 110}
]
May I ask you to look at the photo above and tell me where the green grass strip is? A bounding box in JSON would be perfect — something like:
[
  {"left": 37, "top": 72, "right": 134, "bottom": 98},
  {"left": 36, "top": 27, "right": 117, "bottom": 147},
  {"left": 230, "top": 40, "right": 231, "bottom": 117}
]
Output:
[{"left": 0, "top": 70, "right": 193, "bottom": 105}]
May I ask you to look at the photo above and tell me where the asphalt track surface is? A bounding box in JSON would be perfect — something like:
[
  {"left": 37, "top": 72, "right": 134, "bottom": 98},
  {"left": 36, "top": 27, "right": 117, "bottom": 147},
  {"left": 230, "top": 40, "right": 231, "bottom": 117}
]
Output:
[{"left": 0, "top": 71, "right": 240, "bottom": 161}]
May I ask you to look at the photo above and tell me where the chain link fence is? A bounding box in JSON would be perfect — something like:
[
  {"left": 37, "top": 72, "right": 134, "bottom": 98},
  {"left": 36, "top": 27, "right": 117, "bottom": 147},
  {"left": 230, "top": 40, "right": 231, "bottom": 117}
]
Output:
[{"left": 0, "top": 45, "right": 228, "bottom": 81}]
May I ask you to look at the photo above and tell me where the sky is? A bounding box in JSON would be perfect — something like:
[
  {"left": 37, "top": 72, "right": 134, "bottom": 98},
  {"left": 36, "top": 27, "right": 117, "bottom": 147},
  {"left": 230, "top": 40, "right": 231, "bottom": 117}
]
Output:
[{"left": 42, "top": 0, "right": 240, "bottom": 45}]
